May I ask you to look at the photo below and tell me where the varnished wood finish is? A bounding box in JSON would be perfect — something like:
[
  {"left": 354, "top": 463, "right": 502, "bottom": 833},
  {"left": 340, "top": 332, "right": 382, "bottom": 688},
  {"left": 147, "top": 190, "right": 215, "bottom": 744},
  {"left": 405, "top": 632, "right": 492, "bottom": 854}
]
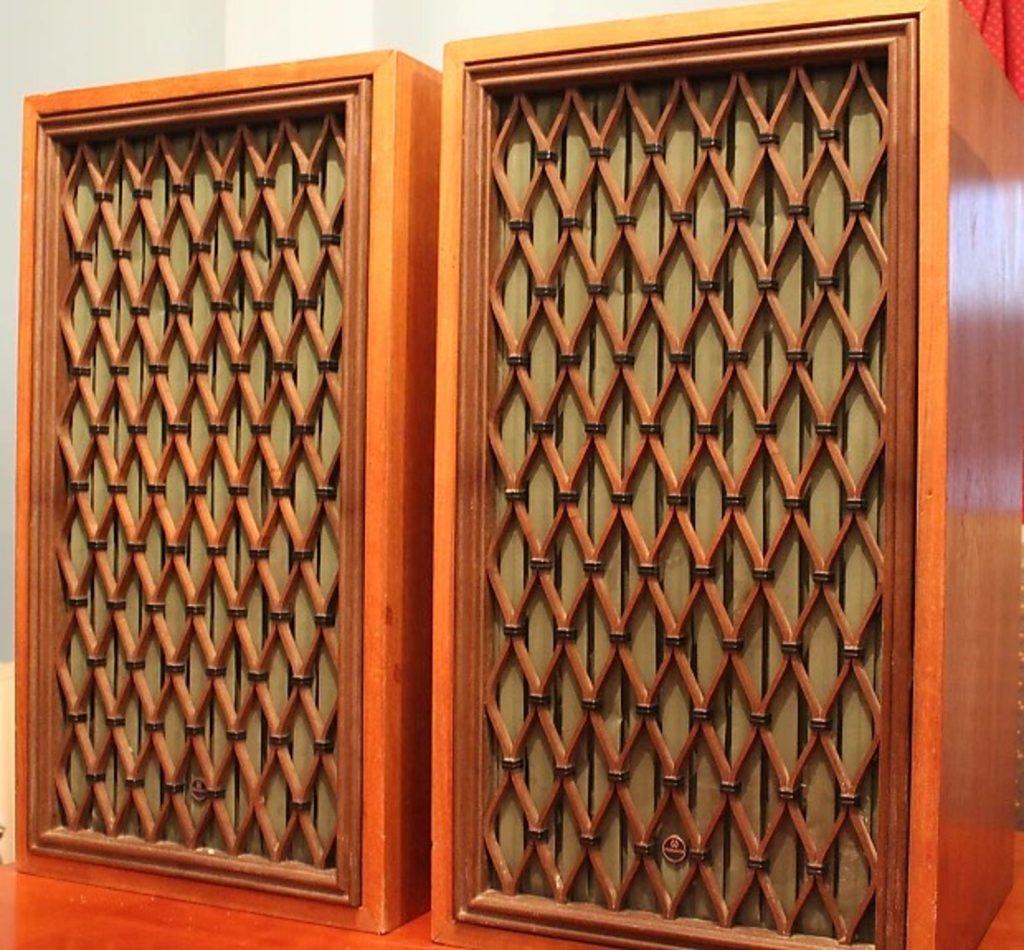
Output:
[
  {"left": 6, "top": 833, "right": 1024, "bottom": 949},
  {"left": 17, "top": 51, "right": 440, "bottom": 934},
  {"left": 434, "top": 2, "right": 1022, "bottom": 949},
  {"left": 907, "top": 2, "right": 1024, "bottom": 948}
]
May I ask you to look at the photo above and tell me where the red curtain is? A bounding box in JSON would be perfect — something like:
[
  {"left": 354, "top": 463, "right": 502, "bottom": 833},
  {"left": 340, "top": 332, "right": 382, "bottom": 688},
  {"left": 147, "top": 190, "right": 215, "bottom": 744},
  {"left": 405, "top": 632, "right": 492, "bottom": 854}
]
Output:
[{"left": 962, "top": 0, "right": 1024, "bottom": 94}]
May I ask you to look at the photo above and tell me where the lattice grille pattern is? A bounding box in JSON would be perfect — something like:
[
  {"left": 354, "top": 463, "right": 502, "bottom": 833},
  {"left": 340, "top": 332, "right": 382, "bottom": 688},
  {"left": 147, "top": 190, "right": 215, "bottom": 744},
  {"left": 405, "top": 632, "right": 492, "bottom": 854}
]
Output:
[
  {"left": 485, "top": 61, "right": 888, "bottom": 943},
  {"left": 55, "top": 114, "right": 351, "bottom": 875}
]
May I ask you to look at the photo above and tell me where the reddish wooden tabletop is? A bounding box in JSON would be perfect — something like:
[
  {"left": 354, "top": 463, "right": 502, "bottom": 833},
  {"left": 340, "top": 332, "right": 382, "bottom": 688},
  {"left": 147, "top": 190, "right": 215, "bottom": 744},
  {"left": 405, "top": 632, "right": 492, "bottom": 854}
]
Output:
[{"left": 2, "top": 835, "right": 1024, "bottom": 948}]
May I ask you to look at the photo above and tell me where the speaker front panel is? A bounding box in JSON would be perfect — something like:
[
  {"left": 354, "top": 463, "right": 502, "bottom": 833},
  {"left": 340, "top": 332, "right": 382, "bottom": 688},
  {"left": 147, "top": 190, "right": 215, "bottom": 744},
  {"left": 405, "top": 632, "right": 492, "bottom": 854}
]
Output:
[{"left": 446, "top": 21, "right": 916, "bottom": 949}]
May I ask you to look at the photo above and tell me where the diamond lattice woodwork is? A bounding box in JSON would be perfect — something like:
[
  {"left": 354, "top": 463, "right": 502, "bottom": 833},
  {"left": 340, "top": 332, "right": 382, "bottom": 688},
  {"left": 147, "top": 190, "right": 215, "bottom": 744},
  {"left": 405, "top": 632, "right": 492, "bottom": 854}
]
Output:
[
  {"left": 482, "top": 59, "right": 891, "bottom": 944},
  {"left": 53, "top": 111, "right": 360, "bottom": 888}
]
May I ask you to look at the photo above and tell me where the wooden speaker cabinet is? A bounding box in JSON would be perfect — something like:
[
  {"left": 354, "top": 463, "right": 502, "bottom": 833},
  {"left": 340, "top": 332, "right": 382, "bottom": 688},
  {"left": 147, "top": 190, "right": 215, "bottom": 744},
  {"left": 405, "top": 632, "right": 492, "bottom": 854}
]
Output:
[
  {"left": 16, "top": 52, "right": 439, "bottom": 933},
  {"left": 433, "top": 1, "right": 1024, "bottom": 947}
]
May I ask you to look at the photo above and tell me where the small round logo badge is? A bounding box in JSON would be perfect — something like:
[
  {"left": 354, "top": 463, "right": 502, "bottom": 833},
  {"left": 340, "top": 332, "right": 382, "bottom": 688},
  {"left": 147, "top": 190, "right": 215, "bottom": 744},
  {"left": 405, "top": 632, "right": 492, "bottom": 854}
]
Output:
[{"left": 661, "top": 833, "right": 689, "bottom": 865}]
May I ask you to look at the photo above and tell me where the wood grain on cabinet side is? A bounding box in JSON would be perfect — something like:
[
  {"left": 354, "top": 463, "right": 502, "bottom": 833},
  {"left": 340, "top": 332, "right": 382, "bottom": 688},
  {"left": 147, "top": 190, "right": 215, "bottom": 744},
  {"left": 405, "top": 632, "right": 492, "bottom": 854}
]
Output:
[
  {"left": 939, "top": 1, "right": 1024, "bottom": 945},
  {"left": 910, "top": 1, "right": 1024, "bottom": 947}
]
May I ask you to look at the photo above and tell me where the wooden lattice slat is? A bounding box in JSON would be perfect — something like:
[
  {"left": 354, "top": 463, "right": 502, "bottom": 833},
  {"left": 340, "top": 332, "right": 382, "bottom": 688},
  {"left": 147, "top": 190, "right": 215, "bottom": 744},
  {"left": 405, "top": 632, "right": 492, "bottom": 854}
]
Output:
[
  {"left": 55, "top": 114, "right": 350, "bottom": 871},
  {"left": 480, "top": 56, "right": 891, "bottom": 944}
]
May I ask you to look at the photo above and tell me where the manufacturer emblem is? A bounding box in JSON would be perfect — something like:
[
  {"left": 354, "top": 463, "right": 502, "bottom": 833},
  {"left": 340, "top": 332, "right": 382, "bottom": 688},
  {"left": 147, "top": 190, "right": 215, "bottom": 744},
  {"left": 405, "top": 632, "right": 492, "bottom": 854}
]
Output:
[{"left": 661, "top": 833, "right": 689, "bottom": 865}]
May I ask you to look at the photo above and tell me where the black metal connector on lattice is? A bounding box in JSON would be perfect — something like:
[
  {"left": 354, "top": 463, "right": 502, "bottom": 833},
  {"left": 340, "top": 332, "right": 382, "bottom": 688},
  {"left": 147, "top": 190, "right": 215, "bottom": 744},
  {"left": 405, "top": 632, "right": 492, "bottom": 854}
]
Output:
[
  {"left": 670, "top": 209, "right": 694, "bottom": 224},
  {"left": 750, "top": 711, "right": 772, "bottom": 725}
]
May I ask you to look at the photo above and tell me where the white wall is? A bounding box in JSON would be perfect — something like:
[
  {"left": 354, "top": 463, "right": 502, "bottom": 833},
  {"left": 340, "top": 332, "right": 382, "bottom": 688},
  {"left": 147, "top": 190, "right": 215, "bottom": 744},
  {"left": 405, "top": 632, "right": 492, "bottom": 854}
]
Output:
[{"left": 373, "top": 0, "right": 746, "bottom": 68}]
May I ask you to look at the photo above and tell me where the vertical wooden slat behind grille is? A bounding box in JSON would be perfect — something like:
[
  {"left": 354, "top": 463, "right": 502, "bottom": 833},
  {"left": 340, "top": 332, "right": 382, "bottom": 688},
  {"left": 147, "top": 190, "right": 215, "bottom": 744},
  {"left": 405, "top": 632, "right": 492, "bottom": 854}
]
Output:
[
  {"left": 53, "top": 109, "right": 357, "bottom": 882},
  {"left": 483, "top": 56, "right": 890, "bottom": 943}
]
